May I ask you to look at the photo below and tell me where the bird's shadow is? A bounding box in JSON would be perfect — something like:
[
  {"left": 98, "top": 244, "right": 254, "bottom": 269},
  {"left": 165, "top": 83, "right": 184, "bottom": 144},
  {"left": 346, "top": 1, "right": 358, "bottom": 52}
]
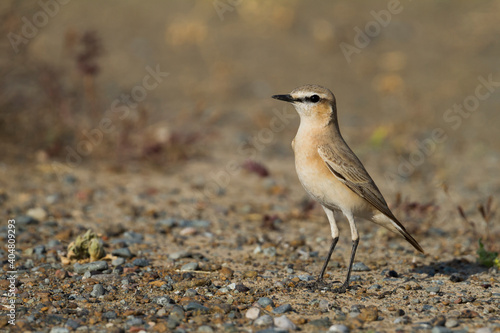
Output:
[{"left": 411, "top": 258, "right": 489, "bottom": 281}]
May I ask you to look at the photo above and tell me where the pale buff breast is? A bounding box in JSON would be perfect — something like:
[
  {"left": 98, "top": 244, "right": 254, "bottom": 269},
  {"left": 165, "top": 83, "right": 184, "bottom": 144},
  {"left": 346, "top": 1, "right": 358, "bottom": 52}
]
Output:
[{"left": 293, "top": 133, "right": 371, "bottom": 215}]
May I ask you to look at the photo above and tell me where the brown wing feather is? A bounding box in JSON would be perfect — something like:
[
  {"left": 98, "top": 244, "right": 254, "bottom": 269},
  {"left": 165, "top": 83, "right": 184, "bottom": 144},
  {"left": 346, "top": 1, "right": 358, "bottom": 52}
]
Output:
[{"left": 318, "top": 144, "right": 423, "bottom": 252}]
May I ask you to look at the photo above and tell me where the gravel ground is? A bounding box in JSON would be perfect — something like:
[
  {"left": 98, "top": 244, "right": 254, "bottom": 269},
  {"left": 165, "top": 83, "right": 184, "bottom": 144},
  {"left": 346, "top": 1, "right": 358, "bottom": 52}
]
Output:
[{"left": 0, "top": 162, "right": 499, "bottom": 332}]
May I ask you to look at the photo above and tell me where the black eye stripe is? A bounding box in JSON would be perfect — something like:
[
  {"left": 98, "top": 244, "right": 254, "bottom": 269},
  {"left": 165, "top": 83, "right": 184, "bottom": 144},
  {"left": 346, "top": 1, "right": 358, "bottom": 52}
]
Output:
[{"left": 305, "top": 95, "right": 320, "bottom": 103}]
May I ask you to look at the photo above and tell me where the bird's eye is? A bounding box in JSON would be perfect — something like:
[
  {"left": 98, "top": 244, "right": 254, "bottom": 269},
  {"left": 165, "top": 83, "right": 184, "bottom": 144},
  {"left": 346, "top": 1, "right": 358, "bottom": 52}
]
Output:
[{"left": 309, "top": 95, "right": 320, "bottom": 103}]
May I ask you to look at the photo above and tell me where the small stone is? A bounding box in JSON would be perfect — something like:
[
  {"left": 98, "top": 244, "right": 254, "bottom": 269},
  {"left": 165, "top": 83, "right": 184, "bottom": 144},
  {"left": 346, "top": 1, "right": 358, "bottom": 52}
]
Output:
[
  {"left": 235, "top": 284, "right": 250, "bottom": 292},
  {"left": 181, "top": 262, "right": 199, "bottom": 271},
  {"left": 445, "top": 319, "right": 459, "bottom": 328},
  {"left": 298, "top": 274, "right": 315, "bottom": 282},
  {"left": 246, "top": 307, "right": 260, "bottom": 320},
  {"left": 103, "top": 311, "right": 117, "bottom": 320},
  {"left": 273, "top": 303, "right": 292, "bottom": 314},
  {"left": 254, "top": 314, "right": 273, "bottom": 326},
  {"left": 257, "top": 297, "right": 274, "bottom": 308},
  {"left": 263, "top": 246, "right": 277, "bottom": 257},
  {"left": 50, "top": 328, "right": 69, "bottom": 333},
  {"left": 274, "top": 315, "right": 296, "bottom": 330},
  {"left": 90, "top": 284, "right": 105, "bottom": 297},
  {"left": 73, "top": 261, "right": 108, "bottom": 274},
  {"left": 154, "top": 296, "right": 173, "bottom": 306},
  {"left": 394, "top": 316, "right": 410, "bottom": 324},
  {"left": 220, "top": 267, "right": 234, "bottom": 280},
  {"left": 310, "top": 317, "right": 331, "bottom": 327},
  {"left": 184, "top": 288, "right": 197, "bottom": 297},
  {"left": 185, "top": 302, "right": 209, "bottom": 313},
  {"left": 386, "top": 270, "right": 398, "bottom": 277},
  {"left": 132, "top": 258, "right": 150, "bottom": 267},
  {"left": 197, "top": 325, "right": 214, "bottom": 333},
  {"left": 319, "top": 299, "right": 330, "bottom": 312},
  {"left": 431, "top": 327, "right": 453, "bottom": 333},
  {"left": 329, "top": 324, "right": 350, "bottom": 333},
  {"left": 16, "top": 215, "right": 39, "bottom": 225},
  {"left": 352, "top": 262, "right": 370, "bottom": 271},
  {"left": 243, "top": 270, "right": 258, "bottom": 279},
  {"left": 430, "top": 316, "right": 446, "bottom": 327},
  {"left": 475, "top": 328, "right": 492, "bottom": 333},
  {"left": 55, "top": 269, "right": 68, "bottom": 280},
  {"left": 27, "top": 207, "right": 47, "bottom": 221},
  {"left": 112, "top": 258, "right": 125, "bottom": 266},
  {"left": 112, "top": 247, "right": 133, "bottom": 258},
  {"left": 426, "top": 286, "right": 440, "bottom": 293},
  {"left": 358, "top": 306, "right": 378, "bottom": 322},
  {"left": 65, "top": 319, "right": 81, "bottom": 330},
  {"left": 169, "top": 250, "right": 190, "bottom": 260}
]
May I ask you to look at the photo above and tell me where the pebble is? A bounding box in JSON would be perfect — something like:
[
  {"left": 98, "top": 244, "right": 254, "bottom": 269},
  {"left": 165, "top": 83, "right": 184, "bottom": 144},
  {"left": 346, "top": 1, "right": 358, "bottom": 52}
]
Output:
[
  {"left": 352, "top": 262, "right": 370, "bottom": 271},
  {"left": 112, "top": 258, "right": 125, "bottom": 266},
  {"left": 50, "top": 328, "right": 69, "bottom": 333},
  {"left": 358, "top": 306, "right": 378, "bottom": 322},
  {"left": 426, "top": 286, "right": 441, "bottom": 293},
  {"left": 246, "top": 307, "right": 261, "bottom": 320},
  {"left": 185, "top": 302, "right": 209, "bottom": 313},
  {"left": 220, "top": 267, "right": 234, "bottom": 279},
  {"left": 273, "top": 303, "right": 292, "bottom": 314},
  {"left": 254, "top": 314, "right": 273, "bottom": 326},
  {"left": 263, "top": 246, "right": 277, "bottom": 257},
  {"left": 298, "top": 274, "right": 315, "bottom": 281},
  {"left": 274, "top": 315, "right": 296, "bottom": 330},
  {"left": 431, "top": 327, "right": 453, "bottom": 333},
  {"left": 445, "top": 319, "right": 459, "bottom": 328},
  {"left": 74, "top": 261, "right": 108, "bottom": 274},
  {"left": 329, "top": 324, "right": 350, "bottom": 333},
  {"left": 476, "top": 329, "right": 492, "bottom": 333},
  {"left": 154, "top": 296, "right": 172, "bottom": 306},
  {"left": 309, "top": 317, "right": 331, "bottom": 327},
  {"left": 90, "top": 284, "right": 105, "bottom": 297},
  {"left": 27, "top": 207, "right": 47, "bottom": 221},
  {"left": 16, "top": 215, "right": 39, "bottom": 225},
  {"left": 102, "top": 311, "right": 117, "bottom": 320},
  {"left": 181, "top": 262, "right": 199, "bottom": 271},
  {"left": 257, "top": 297, "right": 274, "bottom": 308},
  {"left": 169, "top": 250, "right": 191, "bottom": 260},
  {"left": 65, "top": 319, "right": 81, "bottom": 329},
  {"left": 394, "top": 316, "right": 410, "bottom": 324},
  {"left": 112, "top": 247, "right": 133, "bottom": 258},
  {"left": 197, "top": 325, "right": 214, "bottom": 333},
  {"left": 132, "top": 258, "right": 150, "bottom": 267}
]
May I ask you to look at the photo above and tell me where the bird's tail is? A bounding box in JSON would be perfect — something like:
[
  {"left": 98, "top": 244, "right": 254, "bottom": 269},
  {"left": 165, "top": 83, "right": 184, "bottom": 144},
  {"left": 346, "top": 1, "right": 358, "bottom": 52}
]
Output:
[{"left": 372, "top": 213, "right": 424, "bottom": 253}]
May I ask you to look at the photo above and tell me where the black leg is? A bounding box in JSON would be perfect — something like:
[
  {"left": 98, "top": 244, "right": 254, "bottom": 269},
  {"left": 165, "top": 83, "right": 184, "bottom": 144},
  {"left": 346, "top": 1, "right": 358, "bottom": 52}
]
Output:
[
  {"left": 317, "top": 236, "right": 339, "bottom": 282},
  {"left": 333, "top": 238, "right": 359, "bottom": 293}
]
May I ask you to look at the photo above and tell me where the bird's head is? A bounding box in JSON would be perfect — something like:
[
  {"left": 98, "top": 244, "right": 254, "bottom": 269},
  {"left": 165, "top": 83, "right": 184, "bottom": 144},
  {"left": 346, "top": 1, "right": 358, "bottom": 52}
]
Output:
[{"left": 272, "top": 84, "right": 337, "bottom": 124}]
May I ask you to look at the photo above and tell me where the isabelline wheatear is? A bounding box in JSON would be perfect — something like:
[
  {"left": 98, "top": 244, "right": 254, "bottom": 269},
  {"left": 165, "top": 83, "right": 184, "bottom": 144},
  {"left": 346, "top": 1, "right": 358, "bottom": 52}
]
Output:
[{"left": 272, "top": 84, "right": 423, "bottom": 293}]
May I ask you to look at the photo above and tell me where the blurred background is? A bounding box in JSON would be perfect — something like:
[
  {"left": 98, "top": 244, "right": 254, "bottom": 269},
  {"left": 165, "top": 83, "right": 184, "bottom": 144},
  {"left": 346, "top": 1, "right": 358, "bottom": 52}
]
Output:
[{"left": 0, "top": 1, "right": 499, "bottom": 242}]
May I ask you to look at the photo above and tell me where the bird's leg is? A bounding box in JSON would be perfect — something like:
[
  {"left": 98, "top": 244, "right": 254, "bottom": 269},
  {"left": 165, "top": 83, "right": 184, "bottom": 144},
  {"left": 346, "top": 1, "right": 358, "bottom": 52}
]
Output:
[
  {"left": 333, "top": 211, "right": 359, "bottom": 293},
  {"left": 316, "top": 207, "right": 339, "bottom": 285},
  {"left": 318, "top": 236, "right": 339, "bottom": 282}
]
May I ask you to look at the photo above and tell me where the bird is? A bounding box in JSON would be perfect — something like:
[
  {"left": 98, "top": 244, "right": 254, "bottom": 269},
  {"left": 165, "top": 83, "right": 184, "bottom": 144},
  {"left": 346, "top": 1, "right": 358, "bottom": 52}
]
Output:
[{"left": 272, "top": 84, "right": 423, "bottom": 293}]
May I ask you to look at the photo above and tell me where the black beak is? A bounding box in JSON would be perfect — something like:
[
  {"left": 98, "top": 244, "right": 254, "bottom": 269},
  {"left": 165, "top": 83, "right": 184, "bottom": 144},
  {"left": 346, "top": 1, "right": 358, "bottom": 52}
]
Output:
[{"left": 272, "top": 94, "right": 295, "bottom": 103}]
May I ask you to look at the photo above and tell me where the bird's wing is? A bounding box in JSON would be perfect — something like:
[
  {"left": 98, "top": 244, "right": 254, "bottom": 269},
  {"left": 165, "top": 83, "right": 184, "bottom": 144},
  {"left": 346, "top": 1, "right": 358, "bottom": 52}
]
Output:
[
  {"left": 317, "top": 143, "right": 397, "bottom": 222},
  {"left": 318, "top": 143, "right": 424, "bottom": 253}
]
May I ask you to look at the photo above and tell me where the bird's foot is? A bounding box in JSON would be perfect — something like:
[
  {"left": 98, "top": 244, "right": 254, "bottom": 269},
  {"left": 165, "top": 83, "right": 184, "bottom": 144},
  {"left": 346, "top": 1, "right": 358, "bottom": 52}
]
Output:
[
  {"left": 312, "top": 278, "right": 330, "bottom": 290},
  {"left": 332, "top": 283, "right": 349, "bottom": 293}
]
